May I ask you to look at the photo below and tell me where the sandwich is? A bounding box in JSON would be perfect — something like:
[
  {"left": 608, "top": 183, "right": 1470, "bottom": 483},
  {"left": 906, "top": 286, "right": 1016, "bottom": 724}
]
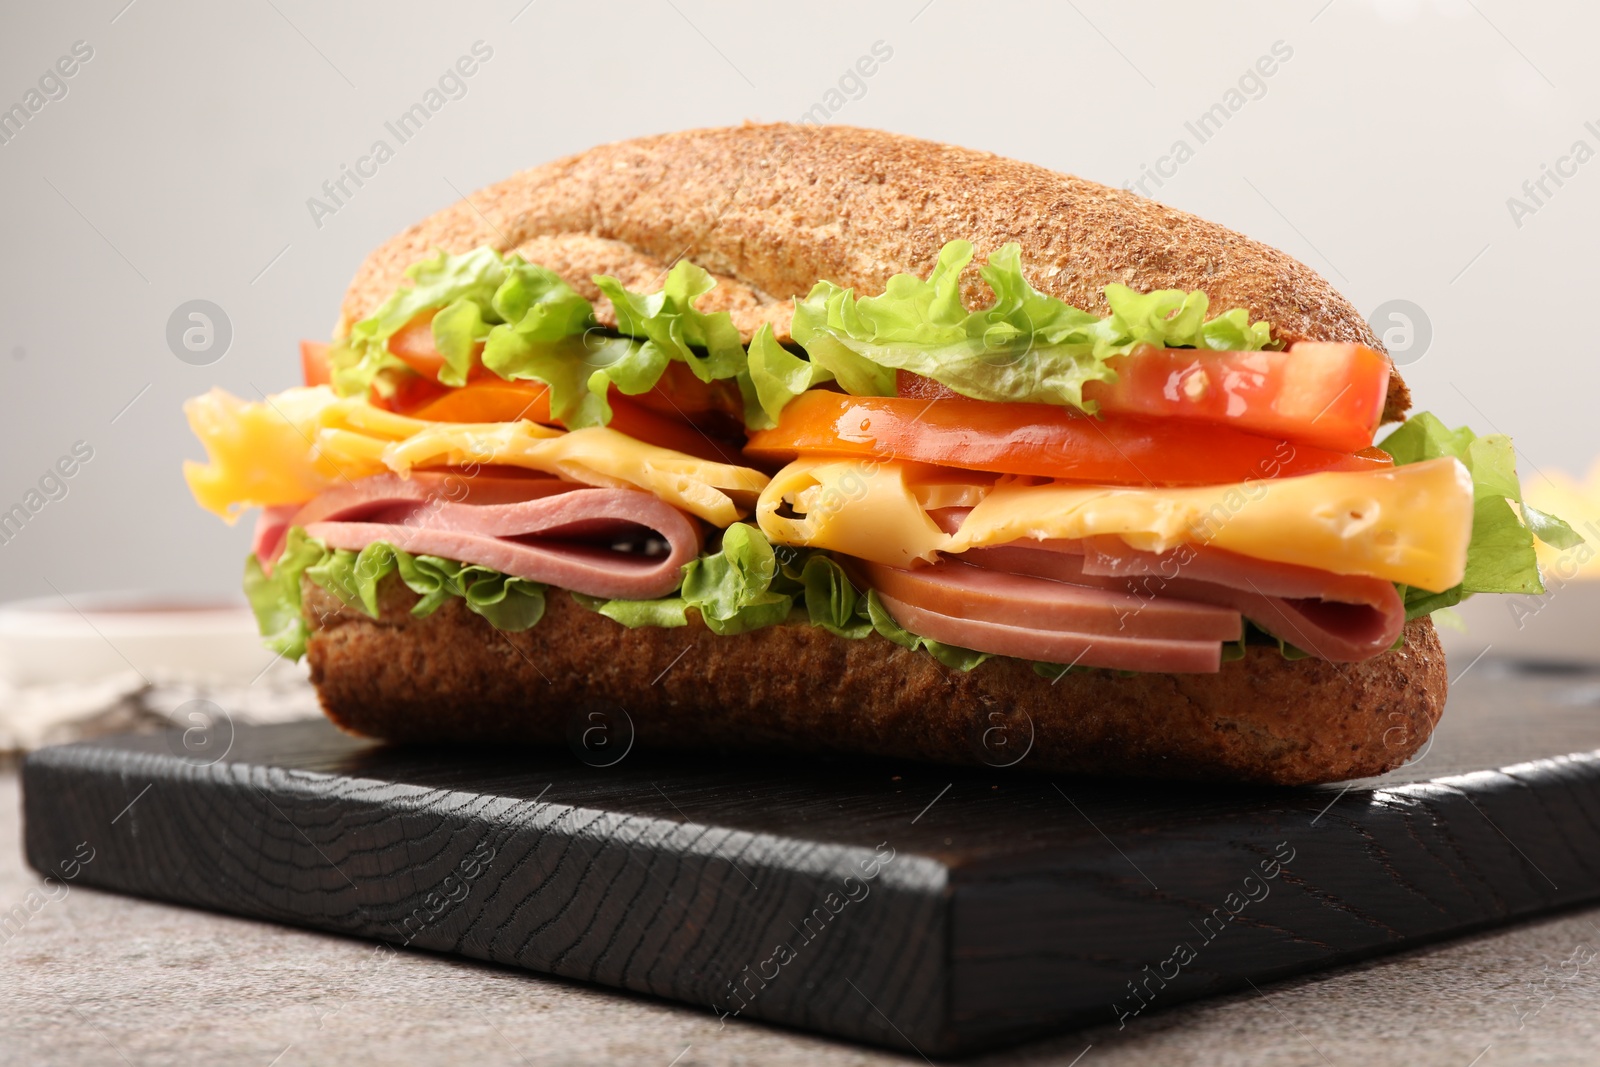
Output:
[{"left": 182, "top": 124, "right": 1577, "bottom": 785}]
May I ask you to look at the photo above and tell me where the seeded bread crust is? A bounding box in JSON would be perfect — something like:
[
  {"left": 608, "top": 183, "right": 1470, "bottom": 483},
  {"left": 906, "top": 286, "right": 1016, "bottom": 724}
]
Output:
[
  {"left": 337, "top": 123, "right": 1409, "bottom": 421},
  {"left": 304, "top": 577, "right": 1445, "bottom": 787}
]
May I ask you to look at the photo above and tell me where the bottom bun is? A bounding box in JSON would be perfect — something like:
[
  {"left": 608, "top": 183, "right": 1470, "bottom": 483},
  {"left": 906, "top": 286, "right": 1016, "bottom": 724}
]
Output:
[{"left": 303, "top": 576, "right": 1446, "bottom": 786}]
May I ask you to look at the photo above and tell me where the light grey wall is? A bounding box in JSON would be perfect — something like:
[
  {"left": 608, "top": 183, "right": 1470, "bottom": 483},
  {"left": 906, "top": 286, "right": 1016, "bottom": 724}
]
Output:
[{"left": 2, "top": 0, "right": 1596, "bottom": 601}]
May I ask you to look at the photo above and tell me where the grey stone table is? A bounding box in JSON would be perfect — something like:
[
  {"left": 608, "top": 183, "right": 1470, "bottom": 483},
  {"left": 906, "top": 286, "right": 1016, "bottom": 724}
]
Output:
[{"left": 4, "top": 764, "right": 1600, "bottom": 1067}]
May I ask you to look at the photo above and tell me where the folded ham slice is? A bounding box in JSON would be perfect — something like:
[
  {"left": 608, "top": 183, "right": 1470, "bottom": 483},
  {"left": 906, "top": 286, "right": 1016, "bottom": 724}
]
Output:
[
  {"left": 876, "top": 590, "right": 1226, "bottom": 672},
  {"left": 257, "top": 472, "right": 703, "bottom": 601},
  {"left": 921, "top": 505, "right": 1405, "bottom": 664},
  {"left": 251, "top": 469, "right": 573, "bottom": 569},
  {"left": 1081, "top": 537, "right": 1404, "bottom": 663},
  {"left": 959, "top": 539, "right": 1404, "bottom": 663},
  {"left": 859, "top": 559, "right": 1232, "bottom": 672},
  {"left": 858, "top": 560, "right": 1241, "bottom": 642},
  {"left": 251, "top": 503, "right": 301, "bottom": 568}
]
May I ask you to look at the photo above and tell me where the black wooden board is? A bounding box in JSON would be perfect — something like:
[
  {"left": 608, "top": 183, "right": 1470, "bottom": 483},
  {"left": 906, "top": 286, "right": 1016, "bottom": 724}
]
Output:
[{"left": 21, "top": 660, "right": 1600, "bottom": 1057}]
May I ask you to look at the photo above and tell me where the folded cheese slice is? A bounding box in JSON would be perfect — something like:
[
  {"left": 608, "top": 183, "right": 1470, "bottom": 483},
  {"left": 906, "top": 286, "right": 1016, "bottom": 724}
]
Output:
[
  {"left": 184, "top": 386, "right": 769, "bottom": 528},
  {"left": 757, "top": 456, "right": 1473, "bottom": 591}
]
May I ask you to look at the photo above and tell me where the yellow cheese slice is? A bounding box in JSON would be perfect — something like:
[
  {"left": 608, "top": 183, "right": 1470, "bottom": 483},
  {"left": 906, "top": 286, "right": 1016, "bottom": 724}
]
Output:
[
  {"left": 758, "top": 459, "right": 950, "bottom": 567},
  {"left": 758, "top": 456, "right": 1474, "bottom": 591},
  {"left": 184, "top": 386, "right": 768, "bottom": 527},
  {"left": 183, "top": 387, "right": 384, "bottom": 521},
  {"left": 950, "top": 457, "right": 1473, "bottom": 591},
  {"left": 386, "top": 424, "right": 766, "bottom": 527}
]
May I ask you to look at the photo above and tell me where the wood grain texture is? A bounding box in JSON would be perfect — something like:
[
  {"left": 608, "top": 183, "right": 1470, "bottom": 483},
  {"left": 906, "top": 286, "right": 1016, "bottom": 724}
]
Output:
[{"left": 21, "top": 662, "right": 1600, "bottom": 1056}]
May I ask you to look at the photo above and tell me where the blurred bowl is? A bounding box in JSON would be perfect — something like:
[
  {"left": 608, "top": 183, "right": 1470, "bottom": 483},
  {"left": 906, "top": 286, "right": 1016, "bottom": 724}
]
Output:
[{"left": 0, "top": 591, "right": 279, "bottom": 687}]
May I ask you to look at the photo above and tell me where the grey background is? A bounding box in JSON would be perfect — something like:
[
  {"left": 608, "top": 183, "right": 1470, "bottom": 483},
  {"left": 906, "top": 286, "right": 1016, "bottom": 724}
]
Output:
[{"left": 2, "top": 0, "right": 1596, "bottom": 602}]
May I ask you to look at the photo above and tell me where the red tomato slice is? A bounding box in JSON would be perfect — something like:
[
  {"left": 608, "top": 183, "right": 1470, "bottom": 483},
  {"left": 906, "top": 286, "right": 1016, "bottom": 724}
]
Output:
[
  {"left": 371, "top": 372, "right": 450, "bottom": 414},
  {"left": 300, "top": 340, "right": 332, "bottom": 388},
  {"left": 387, "top": 311, "right": 448, "bottom": 381},
  {"left": 385, "top": 311, "right": 744, "bottom": 439},
  {"left": 744, "top": 391, "right": 1392, "bottom": 487},
  {"left": 386, "top": 311, "right": 500, "bottom": 385},
  {"left": 624, "top": 360, "right": 746, "bottom": 426},
  {"left": 408, "top": 378, "right": 743, "bottom": 464},
  {"left": 363, "top": 312, "right": 484, "bottom": 411},
  {"left": 409, "top": 379, "right": 552, "bottom": 423},
  {"left": 896, "top": 342, "right": 1391, "bottom": 453}
]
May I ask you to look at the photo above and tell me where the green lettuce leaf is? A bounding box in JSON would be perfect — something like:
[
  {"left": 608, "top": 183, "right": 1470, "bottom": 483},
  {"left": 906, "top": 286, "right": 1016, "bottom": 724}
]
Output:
[
  {"left": 1378, "top": 411, "right": 1584, "bottom": 617},
  {"left": 746, "top": 323, "right": 830, "bottom": 430},
  {"left": 243, "top": 530, "right": 546, "bottom": 658},
  {"left": 593, "top": 261, "right": 755, "bottom": 428},
  {"left": 572, "top": 523, "right": 796, "bottom": 636},
  {"left": 798, "top": 553, "right": 874, "bottom": 640},
  {"left": 574, "top": 532, "right": 987, "bottom": 669},
  {"left": 863, "top": 590, "right": 991, "bottom": 670},
  {"left": 1525, "top": 504, "right": 1586, "bottom": 550},
  {"left": 571, "top": 592, "right": 691, "bottom": 629},
  {"left": 487, "top": 258, "right": 780, "bottom": 430},
  {"left": 331, "top": 248, "right": 594, "bottom": 396},
  {"left": 595, "top": 260, "right": 746, "bottom": 380},
  {"left": 242, "top": 526, "right": 327, "bottom": 659},
  {"left": 308, "top": 541, "right": 547, "bottom": 631},
  {"left": 429, "top": 298, "right": 492, "bottom": 389},
  {"left": 255, "top": 526, "right": 1295, "bottom": 676},
  {"left": 481, "top": 331, "right": 639, "bottom": 428},
  {"left": 679, "top": 523, "right": 796, "bottom": 635},
  {"left": 790, "top": 240, "right": 1276, "bottom": 413}
]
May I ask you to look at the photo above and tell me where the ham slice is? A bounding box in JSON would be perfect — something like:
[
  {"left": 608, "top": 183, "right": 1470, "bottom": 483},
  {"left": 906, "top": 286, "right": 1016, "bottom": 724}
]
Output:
[
  {"left": 259, "top": 472, "right": 703, "bottom": 601},
  {"left": 251, "top": 504, "right": 301, "bottom": 567},
  {"left": 251, "top": 469, "right": 574, "bottom": 569},
  {"left": 1079, "top": 538, "right": 1404, "bottom": 663},
  {"left": 927, "top": 505, "right": 1405, "bottom": 664},
  {"left": 960, "top": 539, "right": 1404, "bottom": 663},
  {"left": 858, "top": 560, "right": 1240, "bottom": 642},
  {"left": 857, "top": 557, "right": 1233, "bottom": 671},
  {"left": 873, "top": 589, "right": 1225, "bottom": 673}
]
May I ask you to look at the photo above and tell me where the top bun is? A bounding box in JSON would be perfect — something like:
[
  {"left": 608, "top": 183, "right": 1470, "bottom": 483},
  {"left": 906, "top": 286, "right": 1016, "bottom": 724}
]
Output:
[{"left": 341, "top": 123, "right": 1408, "bottom": 420}]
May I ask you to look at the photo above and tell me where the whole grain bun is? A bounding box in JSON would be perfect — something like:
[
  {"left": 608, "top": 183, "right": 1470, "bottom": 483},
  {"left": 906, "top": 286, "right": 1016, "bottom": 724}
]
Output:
[
  {"left": 305, "top": 578, "right": 1445, "bottom": 787},
  {"left": 312, "top": 125, "right": 1441, "bottom": 784},
  {"left": 338, "top": 123, "right": 1410, "bottom": 421}
]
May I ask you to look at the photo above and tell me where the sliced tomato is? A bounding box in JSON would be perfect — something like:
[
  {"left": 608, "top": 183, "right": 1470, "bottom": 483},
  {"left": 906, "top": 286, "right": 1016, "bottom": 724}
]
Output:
[
  {"left": 745, "top": 391, "right": 1392, "bottom": 487},
  {"left": 408, "top": 378, "right": 743, "bottom": 464},
  {"left": 301, "top": 340, "right": 332, "bottom": 388},
  {"left": 386, "top": 311, "right": 500, "bottom": 386},
  {"left": 387, "top": 311, "right": 448, "bottom": 381},
  {"left": 896, "top": 342, "right": 1391, "bottom": 453},
  {"left": 365, "top": 312, "right": 482, "bottom": 411},
  {"left": 625, "top": 360, "right": 746, "bottom": 425},
  {"left": 386, "top": 310, "right": 744, "bottom": 430},
  {"left": 410, "top": 379, "right": 552, "bottom": 423},
  {"left": 371, "top": 372, "right": 450, "bottom": 414}
]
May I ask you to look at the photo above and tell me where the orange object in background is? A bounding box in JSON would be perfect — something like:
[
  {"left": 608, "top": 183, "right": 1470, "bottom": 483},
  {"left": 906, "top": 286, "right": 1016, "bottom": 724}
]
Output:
[{"left": 300, "top": 340, "right": 331, "bottom": 388}]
